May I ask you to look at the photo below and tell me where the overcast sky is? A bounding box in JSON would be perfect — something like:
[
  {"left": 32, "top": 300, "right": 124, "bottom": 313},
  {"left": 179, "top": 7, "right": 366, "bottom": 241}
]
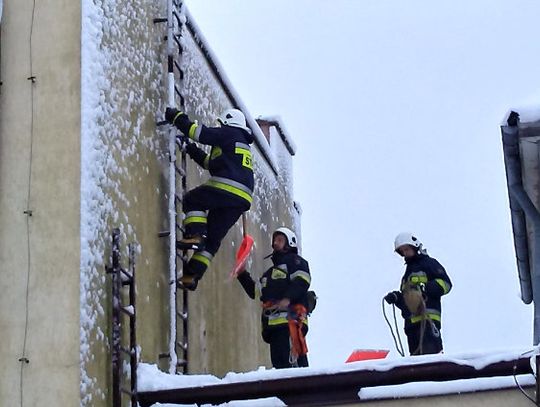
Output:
[{"left": 187, "top": 1, "right": 540, "bottom": 367}]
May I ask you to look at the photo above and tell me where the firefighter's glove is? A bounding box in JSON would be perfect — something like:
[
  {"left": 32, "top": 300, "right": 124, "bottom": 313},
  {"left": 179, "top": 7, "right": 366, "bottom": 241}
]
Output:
[
  {"left": 165, "top": 107, "right": 181, "bottom": 124},
  {"left": 177, "top": 134, "right": 189, "bottom": 146},
  {"left": 185, "top": 142, "right": 199, "bottom": 158},
  {"left": 384, "top": 291, "right": 401, "bottom": 305},
  {"left": 166, "top": 109, "right": 192, "bottom": 131}
]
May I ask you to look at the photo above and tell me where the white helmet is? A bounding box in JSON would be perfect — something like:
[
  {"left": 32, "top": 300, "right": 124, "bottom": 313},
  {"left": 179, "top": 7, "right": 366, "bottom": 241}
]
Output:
[
  {"left": 217, "top": 108, "right": 251, "bottom": 134},
  {"left": 394, "top": 232, "right": 422, "bottom": 252},
  {"left": 273, "top": 227, "right": 298, "bottom": 248}
]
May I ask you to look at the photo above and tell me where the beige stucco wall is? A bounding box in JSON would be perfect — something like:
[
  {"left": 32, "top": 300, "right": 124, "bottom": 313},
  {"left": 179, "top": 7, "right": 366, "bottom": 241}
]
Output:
[{"left": 0, "top": 0, "right": 81, "bottom": 406}]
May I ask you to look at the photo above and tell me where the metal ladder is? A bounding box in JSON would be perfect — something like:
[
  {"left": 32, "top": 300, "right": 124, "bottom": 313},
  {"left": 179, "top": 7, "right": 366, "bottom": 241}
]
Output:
[
  {"left": 155, "top": 0, "right": 189, "bottom": 375},
  {"left": 106, "top": 228, "right": 137, "bottom": 407}
]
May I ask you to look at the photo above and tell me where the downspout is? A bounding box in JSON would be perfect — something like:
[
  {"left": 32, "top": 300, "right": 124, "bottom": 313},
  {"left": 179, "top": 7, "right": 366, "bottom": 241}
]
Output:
[{"left": 502, "top": 113, "right": 540, "bottom": 344}]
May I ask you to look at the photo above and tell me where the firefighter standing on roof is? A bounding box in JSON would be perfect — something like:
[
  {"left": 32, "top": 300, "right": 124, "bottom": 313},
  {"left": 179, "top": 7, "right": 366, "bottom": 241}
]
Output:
[
  {"left": 384, "top": 232, "right": 452, "bottom": 355},
  {"left": 237, "top": 227, "right": 311, "bottom": 369},
  {"left": 165, "top": 107, "right": 254, "bottom": 291}
]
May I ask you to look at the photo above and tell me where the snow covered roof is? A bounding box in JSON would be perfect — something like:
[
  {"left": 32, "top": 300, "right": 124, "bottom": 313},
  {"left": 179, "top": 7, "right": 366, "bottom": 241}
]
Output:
[{"left": 137, "top": 349, "right": 536, "bottom": 406}]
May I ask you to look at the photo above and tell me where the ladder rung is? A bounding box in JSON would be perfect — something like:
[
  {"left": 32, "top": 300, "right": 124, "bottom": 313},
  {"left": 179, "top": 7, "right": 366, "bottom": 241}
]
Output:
[
  {"left": 158, "top": 230, "right": 171, "bottom": 237},
  {"left": 175, "top": 165, "right": 186, "bottom": 177},
  {"left": 121, "top": 387, "right": 134, "bottom": 396},
  {"left": 173, "top": 34, "right": 182, "bottom": 49},
  {"left": 174, "top": 84, "right": 183, "bottom": 98},
  {"left": 177, "top": 311, "right": 188, "bottom": 321},
  {"left": 120, "top": 269, "right": 133, "bottom": 282},
  {"left": 121, "top": 305, "right": 135, "bottom": 317},
  {"left": 174, "top": 60, "right": 183, "bottom": 76},
  {"left": 176, "top": 253, "right": 189, "bottom": 262},
  {"left": 172, "top": 10, "right": 183, "bottom": 25},
  {"left": 153, "top": 17, "right": 167, "bottom": 24},
  {"left": 177, "top": 341, "right": 188, "bottom": 351},
  {"left": 177, "top": 359, "right": 188, "bottom": 367}
]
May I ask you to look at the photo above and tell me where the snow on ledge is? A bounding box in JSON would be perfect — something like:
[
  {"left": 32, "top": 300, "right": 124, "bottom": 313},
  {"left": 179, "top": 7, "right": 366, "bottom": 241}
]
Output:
[
  {"left": 358, "top": 374, "right": 535, "bottom": 400},
  {"left": 257, "top": 115, "right": 297, "bottom": 155}
]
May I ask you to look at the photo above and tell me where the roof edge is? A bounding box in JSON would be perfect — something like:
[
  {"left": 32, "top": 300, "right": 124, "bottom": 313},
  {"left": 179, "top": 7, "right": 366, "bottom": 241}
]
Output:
[{"left": 138, "top": 356, "right": 533, "bottom": 406}]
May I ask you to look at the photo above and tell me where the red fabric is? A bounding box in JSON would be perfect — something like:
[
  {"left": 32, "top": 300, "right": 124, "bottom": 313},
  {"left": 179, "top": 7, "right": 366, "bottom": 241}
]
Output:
[
  {"left": 229, "top": 235, "right": 254, "bottom": 278},
  {"left": 345, "top": 349, "right": 389, "bottom": 363},
  {"left": 288, "top": 305, "right": 308, "bottom": 357}
]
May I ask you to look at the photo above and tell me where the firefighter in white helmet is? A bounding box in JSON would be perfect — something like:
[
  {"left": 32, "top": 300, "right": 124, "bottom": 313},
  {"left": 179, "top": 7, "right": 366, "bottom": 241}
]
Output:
[
  {"left": 385, "top": 232, "right": 452, "bottom": 355},
  {"left": 165, "top": 107, "right": 254, "bottom": 290},
  {"left": 237, "top": 227, "right": 312, "bottom": 368}
]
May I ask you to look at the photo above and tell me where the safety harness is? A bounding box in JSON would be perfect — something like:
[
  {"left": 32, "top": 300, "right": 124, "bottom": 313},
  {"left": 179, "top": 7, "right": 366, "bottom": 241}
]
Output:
[
  {"left": 262, "top": 302, "right": 308, "bottom": 366},
  {"left": 288, "top": 304, "right": 308, "bottom": 366},
  {"left": 402, "top": 284, "right": 440, "bottom": 355}
]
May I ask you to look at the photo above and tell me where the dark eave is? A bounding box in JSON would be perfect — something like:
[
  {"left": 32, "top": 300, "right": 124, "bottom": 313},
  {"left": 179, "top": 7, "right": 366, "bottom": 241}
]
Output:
[{"left": 138, "top": 356, "right": 532, "bottom": 407}]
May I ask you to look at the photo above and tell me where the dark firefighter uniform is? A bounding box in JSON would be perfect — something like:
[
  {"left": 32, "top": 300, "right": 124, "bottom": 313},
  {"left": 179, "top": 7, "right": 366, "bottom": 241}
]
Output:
[
  {"left": 393, "top": 253, "right": 452, "bottom": 355},
  {"left": 237, "top": 250, "right": 311, "bottom": 369},
  {"left": 169, "top": 110, "right": 254, "bottom": 287}
]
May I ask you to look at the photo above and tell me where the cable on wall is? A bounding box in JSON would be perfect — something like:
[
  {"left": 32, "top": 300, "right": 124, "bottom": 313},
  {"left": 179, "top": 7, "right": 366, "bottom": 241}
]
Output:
[{"left": 19, "top": 0, "right": 37, "bottom": 405}]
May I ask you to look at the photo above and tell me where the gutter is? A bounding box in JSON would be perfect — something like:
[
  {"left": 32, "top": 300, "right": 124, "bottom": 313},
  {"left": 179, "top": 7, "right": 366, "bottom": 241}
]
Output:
[
  {"left": 138, "top": 357, "right": 533, "bottom": 407},
  {"left": 501, "top": 119, "right": 534, "bottom": 304}
]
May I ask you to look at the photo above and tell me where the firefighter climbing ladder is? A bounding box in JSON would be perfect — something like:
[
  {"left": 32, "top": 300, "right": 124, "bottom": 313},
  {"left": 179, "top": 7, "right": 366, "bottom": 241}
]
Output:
[
  {"left": 155, "top": 0, "right": 189, "bottom": 375},
  {"left": 106, "top": 228, "right": 137, "bottom": 407}
]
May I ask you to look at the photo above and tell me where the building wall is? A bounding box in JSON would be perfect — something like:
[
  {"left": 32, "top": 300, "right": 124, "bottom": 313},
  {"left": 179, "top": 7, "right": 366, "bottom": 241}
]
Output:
[
  {"left": 0, "top": 0, "right": 81, "bottom": 406},
  {"left": 2, "top": 1, "right": 300, "bottom": 406}
]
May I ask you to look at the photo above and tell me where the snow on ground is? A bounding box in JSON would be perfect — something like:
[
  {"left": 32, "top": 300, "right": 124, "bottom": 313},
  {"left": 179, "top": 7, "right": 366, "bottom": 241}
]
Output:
[{"left": 139, "top": 347, "right": 537, "bottom": 405}]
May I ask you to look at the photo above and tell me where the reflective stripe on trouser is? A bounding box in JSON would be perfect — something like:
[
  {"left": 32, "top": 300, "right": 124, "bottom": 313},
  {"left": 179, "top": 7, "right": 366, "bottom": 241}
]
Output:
[
  {"left": 187, "top": 250, "right": 214, "bottom": 279},
  {"left": 183, "top": 210, "right": 207, "bottom": 236}
]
